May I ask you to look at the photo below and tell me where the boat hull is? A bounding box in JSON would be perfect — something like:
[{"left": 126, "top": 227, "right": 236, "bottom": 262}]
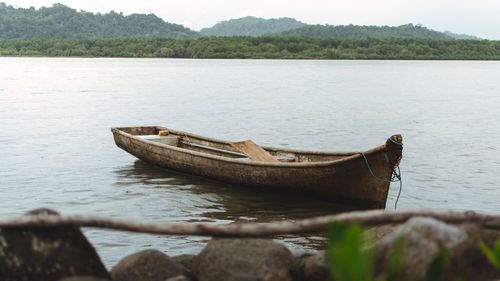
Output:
[{"left": 112, "top": 127, "right": 402, "bottom": 209}]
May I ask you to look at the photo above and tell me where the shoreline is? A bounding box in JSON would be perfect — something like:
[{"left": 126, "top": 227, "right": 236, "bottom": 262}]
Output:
[
  {"left": 1, "top": 208, "right": 499, "bottom": 281},
  {"left": 1, "top": 55, "right": 500, "bottom": 62}
]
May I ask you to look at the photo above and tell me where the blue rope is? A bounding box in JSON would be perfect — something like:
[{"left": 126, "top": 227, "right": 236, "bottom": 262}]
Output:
[
  {"left": 360, "top": 152, "right": 402, "bottom": 209},
  {"left": 394, "top": 167, "right": 402, "bottom": 209}
]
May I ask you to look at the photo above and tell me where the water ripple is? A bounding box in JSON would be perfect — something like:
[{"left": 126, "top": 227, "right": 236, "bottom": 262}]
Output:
[{"left": 1, "top": 58, "right": 500, "bottom": 266}]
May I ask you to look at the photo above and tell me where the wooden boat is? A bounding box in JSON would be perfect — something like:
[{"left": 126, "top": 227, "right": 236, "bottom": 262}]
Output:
[{"left": 111, "top": 126, "right": 403, "bottom": 208}]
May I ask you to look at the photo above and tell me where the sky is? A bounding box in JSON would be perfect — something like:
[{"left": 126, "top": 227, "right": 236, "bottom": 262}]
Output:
[{"left": 4, "top": 0, "right": 500, "bottom": 39}]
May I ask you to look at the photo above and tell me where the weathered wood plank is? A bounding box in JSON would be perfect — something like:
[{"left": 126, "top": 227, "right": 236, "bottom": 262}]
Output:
[{"left": 230, "top": 140, "right": 280, "bottom": 162}]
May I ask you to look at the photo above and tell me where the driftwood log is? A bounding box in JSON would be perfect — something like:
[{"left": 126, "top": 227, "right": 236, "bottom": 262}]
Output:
[{"left": 0, "top": 210, "right": 499, "bottom": 237}]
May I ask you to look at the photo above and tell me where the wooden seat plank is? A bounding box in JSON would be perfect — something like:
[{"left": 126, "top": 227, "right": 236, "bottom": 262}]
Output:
[{"left": 230, "top": 140, "right": 279, "bottom": 162}]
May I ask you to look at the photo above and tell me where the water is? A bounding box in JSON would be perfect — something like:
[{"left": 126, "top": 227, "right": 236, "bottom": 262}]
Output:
[{"left": 1, "top": 58, "right": 499, "bottom": 265}]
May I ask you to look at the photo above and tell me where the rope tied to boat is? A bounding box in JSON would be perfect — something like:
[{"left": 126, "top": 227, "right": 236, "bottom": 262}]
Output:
[{"left": 360, "top": 135, "right": 403, "bottom": 209}]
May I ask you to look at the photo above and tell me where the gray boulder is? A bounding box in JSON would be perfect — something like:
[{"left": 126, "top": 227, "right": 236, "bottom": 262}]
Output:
[
  {"left": 58, "top": 277, "right": 110, "bottom": 281},
  {"left": 290, "top": 254, "right": 309, "bottom": 281},
  {"left": 368, "top": 224, "right": 398, "bottom": 242},
  {"left": 291, "top": 251, "right": 331, "bottom": 281},
  {"left": 375, "top": 217, "right": 466, "bottom": 281},
  {"left": 172, "top": 254, "right": 197, "bottom": 272},
  {"left": 444, "top": 224, "right": 500, "bottom": 281},
  {"left": 166, "top": 276, "right": 191, "bottom": 281},
  {"left": 194, "top": 239, "right": 294, "bottom": 281},
  {"left": 111, "top": 249, "right": 193, "bottom": 281},
  {"left": 0, "top": 208, "right": 110, "bottom": 281},
  {"left": 300, "top": 251, "right": 331, "bottom": 281},
  {"left": 374, "top": 217, "right": 500, "bottom": 281}
]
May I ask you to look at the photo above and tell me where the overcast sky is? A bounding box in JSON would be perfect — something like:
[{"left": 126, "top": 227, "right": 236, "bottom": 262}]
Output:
[{"left": 5, "top": 0, "right": 500, "bottom": 39}]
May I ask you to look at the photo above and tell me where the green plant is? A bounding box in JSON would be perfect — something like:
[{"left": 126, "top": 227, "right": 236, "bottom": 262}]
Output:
[
  {"left": 426, "top": 251, "right": 450, "bottom": 281},
  {"left": 326, "top": 224, "right": 500, "bottom": 281},
  {"left": 478, "top": 240, "right": 500, "bottom": 269},
  {"left": 326, "top": 223, "right": 374, "bottom": 281},
  {"left": 326, "top": 223, "right": 405, "bottom": 281},
  {"left": 325, "top": 223, "right": 458, "bottom": 281},
  {"left": 383, "top": 237, "right": 405, "bottom": 281}
]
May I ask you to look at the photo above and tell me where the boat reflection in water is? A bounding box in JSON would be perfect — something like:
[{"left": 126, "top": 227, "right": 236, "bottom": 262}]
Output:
[{"left": 114, "top": 160, "right": 360, "bottom": 253}]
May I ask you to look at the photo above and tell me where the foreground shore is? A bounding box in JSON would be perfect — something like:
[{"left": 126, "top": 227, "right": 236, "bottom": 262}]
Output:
[{"left": 1, "top": 208, "right": 499, "bottom": 281}]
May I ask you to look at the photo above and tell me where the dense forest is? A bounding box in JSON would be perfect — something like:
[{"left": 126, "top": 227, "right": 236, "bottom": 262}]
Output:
[
  {"left": 200, "top": 16, "right": 306, "bottom": 36},
  {"left": 1, "top": 2, "right": 497, "bottom": 60},
  {"left": 1, "top": 37, "right": 499, "bottom": 60},
  {"left": 275, "top": 24, "right": 453, "bottom": 40},
  {"left": 275, "top": 24, "right": 483, "bottom": 40},
  {"left": 0, "top": 3, "right": 482, "bottom": 41},
  {"left": 443, "top": 31, "right": 481, "bottom": 40},
  {"left": 0, "top": 3, "right": 198, "bottom": 39}
]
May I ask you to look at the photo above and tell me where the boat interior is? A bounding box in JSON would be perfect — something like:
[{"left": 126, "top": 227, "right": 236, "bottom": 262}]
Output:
[{"left": 119, "top": 126, "right": 357, "bottom": 163}]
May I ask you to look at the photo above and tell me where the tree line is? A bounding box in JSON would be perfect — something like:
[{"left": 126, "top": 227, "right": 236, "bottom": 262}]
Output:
[{"left": 1, "top": 37, "right": 499, "bottom": 60}]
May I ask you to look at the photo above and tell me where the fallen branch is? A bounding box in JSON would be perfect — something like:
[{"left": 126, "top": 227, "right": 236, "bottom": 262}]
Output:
[{"left": 0, "top": 209, "right": 499, "bottom": 237}]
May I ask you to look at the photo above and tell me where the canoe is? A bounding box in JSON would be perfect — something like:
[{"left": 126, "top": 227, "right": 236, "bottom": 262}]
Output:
[{"left": 111, "top": 126, "right": 403, "bottom": 209}]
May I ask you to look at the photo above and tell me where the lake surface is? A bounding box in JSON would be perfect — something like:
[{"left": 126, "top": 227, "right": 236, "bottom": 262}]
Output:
[{"left": 1, "top": 58, "right": 499, "bottom": 265}]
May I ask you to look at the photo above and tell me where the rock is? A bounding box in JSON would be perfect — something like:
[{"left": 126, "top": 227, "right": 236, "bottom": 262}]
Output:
[
  {"left": 166, "top": 276, "right": 191, "bottom": 281},
  {"left": 172, "top": 254, "right": 197, "bottom": 272},
  {"left": 444, "top": 224, "right": 500, "bottom": 281},
  {"left": 290, "top": 254, "right": 308, "bottom": 281},
  {"left": 0, "top": 208, "right": 110, "bottom": 281},
  {"left": 111, "top": 249, "right": 193, "bottom": 281},
  {"left": 300, "top": 251, "right": 331, "bottom": 281},
  {"left": 368, "top": 224, "right": 398, "bottom": 242},
  {"left": 290, "top": 251, "right": 331, "bottom": 281},
  {"left": 226, "top": 272, "right": 259, "bottom": 281},
  {"left": 195, "top": 239, "right": 294, "bottom": 281},
  {"left": 58, "top": 277, "right": 110, "bottom": 281},
  {"left": 375, "top": 217, "right": 467, "bottom": 281},
  {"left": 374, "top": 217, "right": 500, "bottom": 281}
]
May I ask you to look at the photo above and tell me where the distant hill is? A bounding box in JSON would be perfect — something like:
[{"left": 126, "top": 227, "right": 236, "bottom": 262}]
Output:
[
  {"left": 0, "top": 2, "right": 483, "bottom": 41},
  {"left": 275, "top": 24, "right": 454, "bottom": 40},
  {"left": 443, "top": 31, "right": 482, "bottom": 40},
  {"left": 200, "top": 16, "right": 307, "bottom": 36},
  {"left": 0, "top": 2, "right": 198, "bottom": 39},
  {"left": 200, "top": 18, "right": 483, "bottom": 40}
]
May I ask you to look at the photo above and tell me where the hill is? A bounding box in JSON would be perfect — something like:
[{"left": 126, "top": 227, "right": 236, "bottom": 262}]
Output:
[
  {"left": 275, "top": 24, "right": 454, "bottom": 40},
  {"left": 200, "top": 18, "right": 482, "bottom": 40},
  {"left": 0, "top": 2, "right": 198, "bottom": 39},
  {"left": 443, "top": 31, "right": 482, "bottom": 40},
  {"left": 0, "top": 3, "right": 483, "bottom": 41},
  {"left": 200, "top": 16, "right": 307, "bottom": 36}
]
